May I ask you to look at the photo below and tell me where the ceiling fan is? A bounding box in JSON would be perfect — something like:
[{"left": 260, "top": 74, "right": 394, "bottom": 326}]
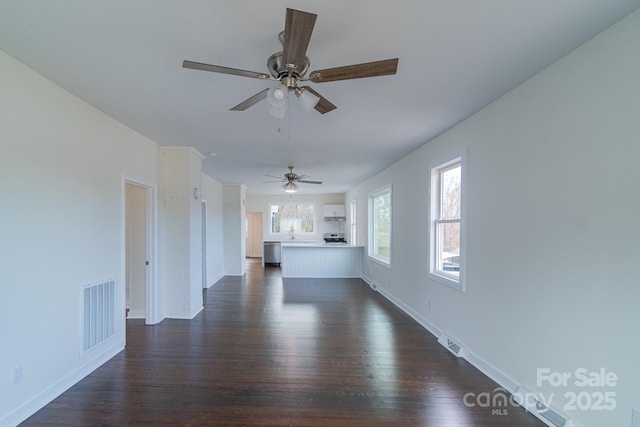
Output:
[
  {"left": 265, "top": 166, "right": 322, "bottom": 193},
  {"left": 183, "top": 8, "right": 399, "bottom": 117}
]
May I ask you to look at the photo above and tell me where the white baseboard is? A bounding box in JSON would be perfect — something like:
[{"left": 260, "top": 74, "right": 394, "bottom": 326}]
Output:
[
  {"left": 1, "top": 343, "right": 124, "bottom": 427},
  {"left": 363, "top": 277, "right": 572, "bottom": 427},
  {"left": 364, "top": 276, "right": 511, "bottom": 388},
  {"left": 373, "top": 285, "right": 442, "bottom": 339},
  {"left": 165, "top": 305, "right": 203, "bottom": 320},
  {"left": 126, "top": 309, "right": 145, "bottom": 319},
  {"left": 206, "top": 273, "right": 224, "bottom": 288},
  {"left": 463, "top": 349, "right": 519, "bottom": 394}
]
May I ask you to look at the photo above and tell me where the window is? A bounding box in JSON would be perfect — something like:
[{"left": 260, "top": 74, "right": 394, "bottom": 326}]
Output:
[
  {"left": 350, "top": 199, "right": 357, "bottom": 246},
  {"left": 369, "top": 185, "right": 392, "bottom": 265},
  {"left": 430, "top": 156, "right": 464, "bottom": 290},
  {"left": 269, "top": 203, "right": 315, "bottom": 235}
]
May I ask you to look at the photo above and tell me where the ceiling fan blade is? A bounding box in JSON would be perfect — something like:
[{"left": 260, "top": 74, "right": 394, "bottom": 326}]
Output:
[
  {"left": 309, "top": 58, "right": 399, "bottom": 83},
  {"left": 264, "top": 174, "right": 286, "bottom": 180},
  {"left": 230, "top": 88, "right": 269, "bottom": 111},
  {"left": 282, "top": 8, "right": 317, "bottom": 74},
  {"left": 182, "top": 60, "right": 271, "bottom": 80},
  {"left": 301, "top": 86, "right": 337, "bottom": 114},
  {"left": 298, "top": 180, "right": 322, "bottom": 184}
]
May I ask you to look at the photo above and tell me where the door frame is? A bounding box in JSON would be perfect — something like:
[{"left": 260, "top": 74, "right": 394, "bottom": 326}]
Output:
[
  {"left": 122, "top": 176, "right": 160, "bottom": 325},
  {"left": 201, "top": 199, "right": 208, "bottom": 289}
]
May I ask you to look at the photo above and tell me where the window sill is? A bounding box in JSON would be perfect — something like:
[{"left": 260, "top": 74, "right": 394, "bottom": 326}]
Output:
[
  {"left": 429, "top": 272, "right": 464, "bottom": 292},
  {"left": 368, "top": 255, "right": 391, "bottom": 269}
]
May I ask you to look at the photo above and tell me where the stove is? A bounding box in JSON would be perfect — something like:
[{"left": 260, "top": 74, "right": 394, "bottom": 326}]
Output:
[{"left": 323, "top": 233, "right": 347, "bottom": 244}]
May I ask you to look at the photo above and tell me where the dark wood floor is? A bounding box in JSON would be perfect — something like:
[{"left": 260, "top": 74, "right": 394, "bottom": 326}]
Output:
[{"left": 22, "top": 259, "right": 543, "bottom": 426}]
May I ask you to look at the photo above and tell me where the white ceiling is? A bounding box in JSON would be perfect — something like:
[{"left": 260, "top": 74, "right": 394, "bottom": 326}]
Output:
[{"left": 1, "top": 1, "right": 638, "bottom": 195}]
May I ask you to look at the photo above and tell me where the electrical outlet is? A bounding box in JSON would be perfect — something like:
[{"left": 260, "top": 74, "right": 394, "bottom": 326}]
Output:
[
  {"left": 12, "top": 365, "right": 23, "bottom": 385},
  {"left": 632, "top": 408, "right": 640, "bottom": 427}
]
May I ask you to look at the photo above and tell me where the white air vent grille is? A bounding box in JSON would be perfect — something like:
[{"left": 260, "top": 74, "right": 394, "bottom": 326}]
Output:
[
  {"left": 514, "top": 386, "right": 572, "bottom": 427},
  {"left": 536, "top": 401, "right": 568, "bottom": 427},
  {"left": 437, "top": 333, "right": 464, "bottom": 357},
  {"left": 82, "top": 278, "right": 115, "bottom": 351}
]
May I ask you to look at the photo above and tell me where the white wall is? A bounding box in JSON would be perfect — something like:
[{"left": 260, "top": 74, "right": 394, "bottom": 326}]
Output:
[
  {"left": 159, "top": 147, "right": 204, "bottom": 319},
  {"left": 202, "top": 174, "right": 225, "bottom": 286},
  {"left": 0, "top": 50, "right": 160, "bottom": 425},
  {"left": 223, "top": 185, "right": 246, "bottom": 275},
  {"left": 246, "top": 193, "right": 346, "bottom": 242},
  {"left": 347, "top": 10, "right": 640, "bottom": 427}
]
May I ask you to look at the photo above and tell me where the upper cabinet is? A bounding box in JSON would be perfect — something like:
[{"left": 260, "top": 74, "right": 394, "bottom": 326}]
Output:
[{"left": 324, "top": 204, "right": 346, "bottom": 221}]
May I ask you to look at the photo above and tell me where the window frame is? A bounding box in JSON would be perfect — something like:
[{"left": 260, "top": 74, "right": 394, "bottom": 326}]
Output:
[
  {"left": 267, "top": 202, "right": 317, "bottom": 237},
  {"left": 368, "top": 184, "right": 392, "bottom": 266},
  {"left": 429, "top": 154, "right": 466, "bottom": 291},
  {"left": 349, "top": 199, "right": 357, "bottom": 246}
]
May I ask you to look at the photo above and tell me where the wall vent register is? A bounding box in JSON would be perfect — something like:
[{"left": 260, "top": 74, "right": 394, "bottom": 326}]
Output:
[{"left": 82, "top": 278, "right": 115, "bottom": 352}]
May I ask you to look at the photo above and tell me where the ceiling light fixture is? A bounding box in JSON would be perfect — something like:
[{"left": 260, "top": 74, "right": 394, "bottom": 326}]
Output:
[
  {"left": 267, "top": 83, "right": 288, "bottom": 118},
  {"left": 267, "top": 83, "right": 288, "bottom": 106},
  {"left": 266, "top": 82, "right": 321, "bottom": 118},
  {"left": 295, "top": 87, "right": 320, "bottom": 113},
  {"left": 283, "top": 181, "right": 299, "bottom": 193}
]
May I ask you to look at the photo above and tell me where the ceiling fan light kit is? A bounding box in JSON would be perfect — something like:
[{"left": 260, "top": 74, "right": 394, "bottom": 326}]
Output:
[
  {"left": 183, "top": 8, "right": 398, "bottom": 118},
  {"left": 295, "top": 87, "right": 320, "bottom": 113},
  {"left": 267, "top": 83, "right": 288, "bottom": 107},
  {"left": 264, "top": 166, "right": 323, "bottom": 193},
  {"left": 283, "top": 181, "right": 299, "bottom": 193},
  {"left": 269, "top": 105, "right": 287, "bottom": 119}
]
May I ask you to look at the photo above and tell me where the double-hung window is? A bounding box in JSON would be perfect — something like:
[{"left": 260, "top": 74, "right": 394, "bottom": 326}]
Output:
[
  {"left": 430, "top": 156, "right": 464, "bottom": 290},
  {"left": 269, "top": 203, "right": 315, "bottom": 235},
  {"left": 369, "top": 185, "right": 392, "bottom": 265}
]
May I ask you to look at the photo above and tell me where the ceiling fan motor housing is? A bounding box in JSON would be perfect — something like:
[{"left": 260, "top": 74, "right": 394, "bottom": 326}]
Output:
[{"left": 267, "top": 51, "right": 310, "bottom": 84}]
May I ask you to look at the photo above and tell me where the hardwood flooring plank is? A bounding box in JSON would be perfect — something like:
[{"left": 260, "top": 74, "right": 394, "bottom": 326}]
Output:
[{"left": 20, "top": 259, "right": 544, "bottom": 426}]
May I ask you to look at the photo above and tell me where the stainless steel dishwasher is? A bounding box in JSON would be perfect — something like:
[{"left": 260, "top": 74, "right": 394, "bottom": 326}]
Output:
[{"left": 263, "top": 241, "right": 281, "bottom": 266}]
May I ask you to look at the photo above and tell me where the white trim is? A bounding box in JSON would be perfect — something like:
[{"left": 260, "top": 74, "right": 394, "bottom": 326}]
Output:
[
  {"left": 365, "top": 279, "right": 571, "bottom": 427},
  {"left": 368, "top": 184, "right": 392, "bottom": 266},
  {"left": 207, "top": 273, "right": 225, "bottom": 288},
  {"left": 369, "top": 255, "right": 392, "bottom": 269},
  {"left": 169, "top": 305, "right": 204, "bottom": 320},
  {"left": 201, "top": 200, "right": 208, "bottom": 289},
  {"left": 428, "top": 150, "right": 466, "bottom": 292},
  {"left": 266, "top": 201, "right": 318, "bottom": 238},
  {"left": 373, "top": 284, "right": 441, "bottom": 338},
  {"left": 349, "top": 198, "right": 357, "bottom": 246},
  {"left": 122, "top": 176, "right": 161, "bottom": 325},
  {"left": 126, "top": 310, "right": 146, "bottom": 319},
  {"left": 1, "top": 344, "right": 124, "bottom": 427}
]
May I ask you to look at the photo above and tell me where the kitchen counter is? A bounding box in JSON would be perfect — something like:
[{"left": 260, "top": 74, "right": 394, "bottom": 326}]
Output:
[{"left": 281, "top": 244, "right": 364, "bottom": 278}]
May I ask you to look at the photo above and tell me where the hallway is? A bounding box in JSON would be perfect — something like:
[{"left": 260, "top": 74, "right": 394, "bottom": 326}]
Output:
[{"left": 21, "top": 259, "right": 543, "bottom": 426}]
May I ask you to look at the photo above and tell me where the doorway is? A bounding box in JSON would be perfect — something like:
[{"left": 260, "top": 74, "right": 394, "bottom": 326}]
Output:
[
  {"left": 124, "top": 179, "right": 158, "bottom": 325},
  {"left": 245, "top": 212, "right": 263, "bottom": 258}
]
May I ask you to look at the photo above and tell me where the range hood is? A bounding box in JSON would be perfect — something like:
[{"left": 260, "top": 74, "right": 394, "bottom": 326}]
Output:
[{"left": 324, "top": 204, "right": 346, "bottom": 221}]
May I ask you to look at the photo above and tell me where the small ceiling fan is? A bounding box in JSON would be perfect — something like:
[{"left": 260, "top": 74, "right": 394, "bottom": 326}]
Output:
[
  {"left": 265, "top": 166, "right": 322, "bottom": 193},
  {"left": 183, "top": 8, "right": 399, "bottom": 116}
]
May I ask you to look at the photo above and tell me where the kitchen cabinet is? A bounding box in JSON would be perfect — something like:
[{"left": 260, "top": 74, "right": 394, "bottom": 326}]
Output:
[{"left": 323, "top": 204, "right": 346, "bottom": 220}]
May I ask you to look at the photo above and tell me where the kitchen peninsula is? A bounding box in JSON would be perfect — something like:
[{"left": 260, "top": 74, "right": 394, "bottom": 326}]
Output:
[{"left": 280, "top": 242, "right": 364, "bottom": 278}]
